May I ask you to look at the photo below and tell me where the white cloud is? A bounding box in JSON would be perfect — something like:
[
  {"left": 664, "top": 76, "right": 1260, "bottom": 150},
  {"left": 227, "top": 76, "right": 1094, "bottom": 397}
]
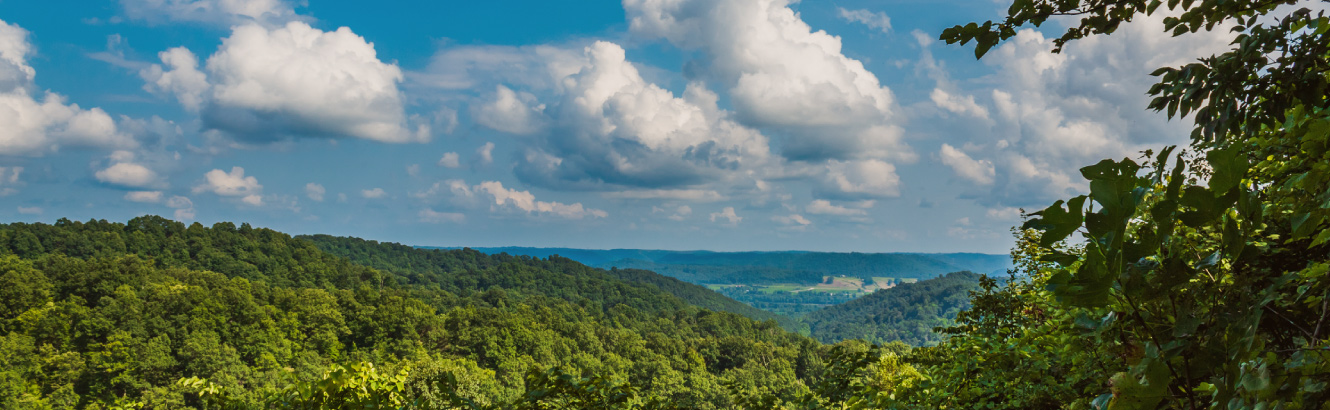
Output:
[
  {"left": 624, "top": 0, "right": 906, "bottom": 161},
  {"left": 806, "top": 199, "right": 867, "bottom": 216},
  {"left": 194, "top": 167, "right": 262, "bottom": 199},
  {"left": 165, "top": 195, "right": 195, "bottom": 220},
  {"left": 819, "top": 159, "right": 901, "bottom": 199},
  {"left": 305, "top": 182, "right": 324, "bottom": 201},
  {"left": 0, "top": 20, "right": 36, "bottom": 91},
  {"left": 772, "top": 213, "right": 811, "bottom": 227},
  {"left": 930, "top": 88, "right": 989, "bottom": 119},
  {"left": 653, "top": 204, "right": 693, "bottom": 221},
  {"left": 198, "top": 22, "right": 425, "bottom": 143},
  {"left": 709, "top": 206, "right": 741, "bottom": 225},
  {"left": 419, "top": 208, "right": 465, "bottom": 224},
  {"left": 437, "top": 152, "right": 461, "bottom": 168},
  {"left": 140, "top": 47, "right": 209, "bottom": 111},
  {"left": 938, "top": 13, "right": 1236, "bottom": 207},
  {"left": 475, "top": 180, "right": 607, "bottom": 219},
  {"left": 17, "top": 206, "right": 41, "bottom": 215},
  {"left": 473, "top": 85, "right": 547, "bottom": 135},
  {"left": 124, "top": 191, "right": 164, "bottom": 203},
  {"left": 939, "top": 143, "right": 995, "bottom": 185},
  {"left": 602, "top": 189, "right": 725, "bottom": 201},
  {"left": 0, "top": 166, "right": 22, "bottom": 196},
  {"left": 406, "top": 164, "right": 420, "bottom": 177},
  {"left": 837, "top": 8, "right": 891, "bottom": 33},
  {"left": 514, "top": 41, "right": 774, "bottom": 190},
  {"left": 361, "top": 188, "right": 386, "bottom": 199},
  {"left": 0, "top": 20, "right": 134, "bottom": 156},
  {"left": 96, "top": 159, "right": 163, "bottom": 189},
  {"left": 986, "top": 206, "right": 1022, "bottom": 220},
  {"left": 475, "top": 142, "right": 494, "bottom": 165},
  {"left": 118, "top": 0, "right": 303, "bottom": 27}
]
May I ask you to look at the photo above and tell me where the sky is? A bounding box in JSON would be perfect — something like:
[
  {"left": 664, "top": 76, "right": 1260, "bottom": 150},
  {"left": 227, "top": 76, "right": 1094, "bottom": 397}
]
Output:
[{"left": 0, "top": 0, "right": 1245, "bottom": 253}]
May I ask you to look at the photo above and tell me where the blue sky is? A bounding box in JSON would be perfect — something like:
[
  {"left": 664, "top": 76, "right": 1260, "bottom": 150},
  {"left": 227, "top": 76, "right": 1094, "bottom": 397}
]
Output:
[{"left": 0, "top": 0, "right": 1237, "bottom": 253}]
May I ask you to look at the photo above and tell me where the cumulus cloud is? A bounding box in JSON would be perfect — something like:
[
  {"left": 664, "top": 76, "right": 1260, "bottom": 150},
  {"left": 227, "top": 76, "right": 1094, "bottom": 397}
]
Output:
[
  {"left": 624, "top": 0, "right": 906, "bottom": 161},
  {"left": 305, "top": 182, "right": 324, "bottom": 201},
  {"left": 930, "top": 88, "right": 989, "bottom": 119},
  {"left": 817, "top": 159, "right": 901, "bottom": 199},
  {"left": 140, "top": 47, "right": 209, "bottom": 111},
  {"left": 603, "top": 189, "right": 725, "bottom": 201},
  {"left": 159, "top": 22, "right": 425, "bottom": 144},
  {"left": 933, "top": 13, "right": 1236, "bottom": 207},
  {"left": 806, "top": 199, "right": 867, "bottom": 216},
  {"left": 772, "top": 213, "right": 811, "bottom": 228},
  {"left": 361, "top": 188, "right": 386, "bottom": 199},
  {"left": 475, "top": 142, "right": 494, "bottom": 165},
  {"left": 17, "top": 206, "right": 41, "bottom": 215},
  {"left": 0, "top": 166, "right": 22, "bottom": 196},
  {"left": 473, "top": 85, "right": 547, "bottom": 135},
  {"left": 709, "top": 206, "right": 741, "bottom": 225},
  {"left": 96, "top": 162, "right": 162, "bottom": 188},
  {"left": 437, "top": 152, "right": 460, "bottom": 168},
  {"left": 0, "top": 20, "right": 135, "bottom": 156},
  {"left": 166, "top": 195, "right": 195, "bottom": 220},
  {"left": 419, "top": 208, "right": 465, "bottom": 223},
  {"left": 939, "top": 144, "right": 995, "bottom": 185},
  {"left": 986, "top": 206, "right": 1022, "bottom": 220},
  {"left": 837, "top": 8, "right": 891, "bottom": 33},
  {"left": 118, "top": 0, "right": 304, "bottom": 27},
  {"left": 653, "top": 204, "right": 693, "bottom": 221},
  {"left": 193, "top": 166, "right": 262, "bottom": 205},
  {"left": 124, "top": 191, "right": 163, "bottom": 203},
  {"left": 512, "top": 41, "right": 774, "bottom": 190},
  {"left": 473, "top": 180, "right": 607, "bottom": 219}
]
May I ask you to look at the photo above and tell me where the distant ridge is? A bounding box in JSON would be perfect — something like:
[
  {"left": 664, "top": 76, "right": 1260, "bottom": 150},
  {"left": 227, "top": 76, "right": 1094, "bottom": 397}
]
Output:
[{"left": 417, "top": 246, "right": 1012, "bottom": 284}]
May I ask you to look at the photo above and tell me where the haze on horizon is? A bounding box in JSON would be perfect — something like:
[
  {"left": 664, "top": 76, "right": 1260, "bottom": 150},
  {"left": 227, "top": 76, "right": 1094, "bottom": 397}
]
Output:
[{"left": 0, "top": 0, "right": 1235, "bottom": 253}]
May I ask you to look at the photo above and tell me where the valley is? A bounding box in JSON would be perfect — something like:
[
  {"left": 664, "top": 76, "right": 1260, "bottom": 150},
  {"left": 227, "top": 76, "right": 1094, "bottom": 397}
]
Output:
[{"left": 436, "top": 246, "right": 1008, "bottom": 317}]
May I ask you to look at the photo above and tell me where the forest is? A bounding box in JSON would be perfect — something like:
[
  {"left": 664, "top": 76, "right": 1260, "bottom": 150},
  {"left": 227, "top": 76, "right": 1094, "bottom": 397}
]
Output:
[{"left": 0, "top": 217, "right": 826, "bottom": 408}]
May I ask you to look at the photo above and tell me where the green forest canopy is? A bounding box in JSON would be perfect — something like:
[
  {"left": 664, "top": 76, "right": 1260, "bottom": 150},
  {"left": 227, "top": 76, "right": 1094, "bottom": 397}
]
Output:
[{"left": 0, "top": 217, "right": 831, "bottom": 408}]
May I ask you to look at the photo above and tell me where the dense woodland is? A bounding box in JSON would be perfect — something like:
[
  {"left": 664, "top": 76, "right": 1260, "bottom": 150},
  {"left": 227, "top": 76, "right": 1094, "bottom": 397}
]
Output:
[
  {"left": 801, "top": 272, "right": 981, "bottom": 346},
  {"left": 0, "top": 217, "right": 828, "bottom": 408},
  {"left": 303, "top": 236, "right": 801, "bottom": 331}
]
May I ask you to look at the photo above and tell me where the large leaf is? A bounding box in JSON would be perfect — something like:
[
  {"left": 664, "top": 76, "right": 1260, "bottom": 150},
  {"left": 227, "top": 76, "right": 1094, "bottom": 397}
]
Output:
[{"left": 1024, "top": 196, "right": 1089, "bottom": 247}]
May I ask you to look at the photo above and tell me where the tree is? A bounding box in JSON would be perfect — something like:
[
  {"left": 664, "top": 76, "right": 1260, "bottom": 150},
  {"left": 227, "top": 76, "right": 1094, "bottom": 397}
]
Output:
[{"left": 935, "top": 0, "right": 1330, "bottom": 408}]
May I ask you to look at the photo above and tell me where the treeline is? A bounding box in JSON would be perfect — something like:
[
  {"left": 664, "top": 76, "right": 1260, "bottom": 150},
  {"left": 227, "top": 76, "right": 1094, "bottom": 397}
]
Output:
[
  {"left": 604, "top": 260, "right": 826, "bottom": 286},
  {"left": 0, "top": 217, "right": 827, "bottom": 409},
  {"left": 460, "top": 247, "right": 1012, "bottom": 285},
  {"left": 301, "top": 236, "right": 801, "bottom": 330},
  {"left": 801, "top": 272, "right": 981, "bottom": 346}
]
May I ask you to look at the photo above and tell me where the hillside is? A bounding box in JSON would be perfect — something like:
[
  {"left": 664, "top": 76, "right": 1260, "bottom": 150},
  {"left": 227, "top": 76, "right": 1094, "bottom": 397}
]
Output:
[
  {"left": 802, "top": 271, "right": 983, "bottom": 346},
  {"left": 443, "top": 247, "right": 1011, "bottom": 285},
  {"left": 302, "top": 236, "right": 800, "bottom": 330},
  {"left": 0, "top": 217, "right": 823, "bottom": 408}
]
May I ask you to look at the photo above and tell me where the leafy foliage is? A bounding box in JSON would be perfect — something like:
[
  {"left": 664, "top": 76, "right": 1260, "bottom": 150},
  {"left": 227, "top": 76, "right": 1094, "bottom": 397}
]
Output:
[{"left": 0, "top": 217, "right": 826, "bottom": 409}]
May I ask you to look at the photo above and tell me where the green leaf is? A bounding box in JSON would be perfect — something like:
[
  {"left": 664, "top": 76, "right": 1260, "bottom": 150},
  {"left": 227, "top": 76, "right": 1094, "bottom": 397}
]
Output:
[
  {"left": 1023, "top": 196, "right": 1088, "bottom": 247},
  {"left": 1207, "top": 146, "right": 1248, "bottom": 192},
  {"left": 1292, "top": 212, "right": 1323, "bottom": 238}
]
